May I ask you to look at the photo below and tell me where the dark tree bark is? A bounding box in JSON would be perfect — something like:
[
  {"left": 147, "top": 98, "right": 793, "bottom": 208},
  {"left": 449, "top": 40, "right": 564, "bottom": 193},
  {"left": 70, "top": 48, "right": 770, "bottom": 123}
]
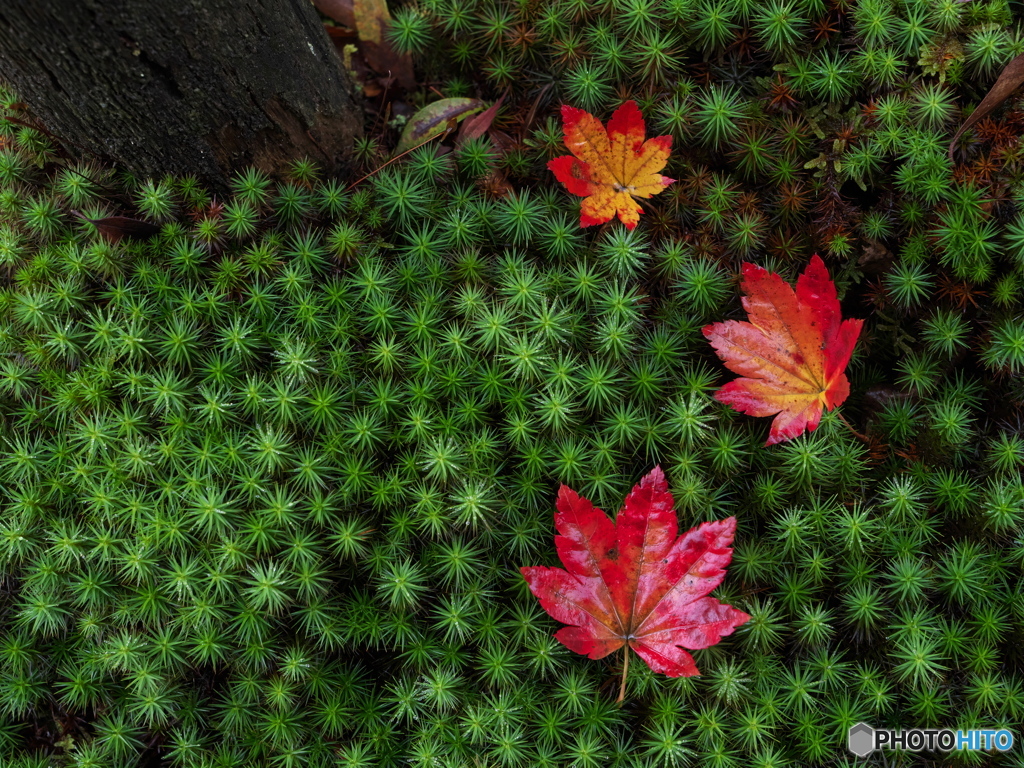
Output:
[{"left": 0, "top": 0, "right": 362, "bottom": 188}]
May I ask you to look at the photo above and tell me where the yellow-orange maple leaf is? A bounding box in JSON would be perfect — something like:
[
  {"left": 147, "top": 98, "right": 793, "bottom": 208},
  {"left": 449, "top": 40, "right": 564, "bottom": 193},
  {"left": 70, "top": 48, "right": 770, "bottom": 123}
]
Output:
[{"left": 548, "top": 101, "right": 674, "bottom": 230}]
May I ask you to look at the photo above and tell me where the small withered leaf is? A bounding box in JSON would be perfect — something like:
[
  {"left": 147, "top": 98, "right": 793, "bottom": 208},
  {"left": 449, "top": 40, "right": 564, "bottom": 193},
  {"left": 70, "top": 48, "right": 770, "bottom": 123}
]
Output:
[
  {"left": 72, "top": 211, "right": 161, "bottom": 243},
  {"left": 949, "top": 52, "right": 1024, "bottom": 159}
]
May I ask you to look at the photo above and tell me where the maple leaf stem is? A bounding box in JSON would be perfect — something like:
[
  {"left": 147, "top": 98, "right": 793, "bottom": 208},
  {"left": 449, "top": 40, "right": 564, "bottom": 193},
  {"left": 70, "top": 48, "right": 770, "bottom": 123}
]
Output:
[
  {"left": 837, "top": 412, "right": 869, "bottom": 443},
  {"left": 617, "top": 646, "right": 629, "bottom": 706}
]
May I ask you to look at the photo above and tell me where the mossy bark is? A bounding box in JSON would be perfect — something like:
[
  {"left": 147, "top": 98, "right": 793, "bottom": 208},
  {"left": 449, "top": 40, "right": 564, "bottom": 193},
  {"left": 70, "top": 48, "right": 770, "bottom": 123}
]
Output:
[{"left": 0, "top": 0, "right": 362, "bottom": 188}]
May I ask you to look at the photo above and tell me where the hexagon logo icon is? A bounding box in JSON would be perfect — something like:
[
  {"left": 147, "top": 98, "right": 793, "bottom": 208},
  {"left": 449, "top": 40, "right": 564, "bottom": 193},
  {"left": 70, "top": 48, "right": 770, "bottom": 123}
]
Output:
[{"left": 848, "top": 722, "right": 874, "bottom": 757}]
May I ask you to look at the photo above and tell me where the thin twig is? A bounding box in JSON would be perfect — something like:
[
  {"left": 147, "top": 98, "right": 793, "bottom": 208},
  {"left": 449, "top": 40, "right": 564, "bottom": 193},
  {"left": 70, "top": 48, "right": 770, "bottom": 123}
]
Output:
[
  {"left": 345, "top": 122, "right": 455, "bottom": 191},
  {"left": 2, "top": 114, "right": 82, "bottom": 155},
  {"left": 837, "top": 412, "right": 869, "bottom": 443}
]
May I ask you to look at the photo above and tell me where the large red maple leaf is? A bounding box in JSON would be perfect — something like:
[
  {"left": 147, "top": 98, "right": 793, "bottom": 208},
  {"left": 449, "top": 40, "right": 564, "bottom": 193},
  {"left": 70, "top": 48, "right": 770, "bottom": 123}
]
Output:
[
  {"left": 703, "top": 254, "right": 864, "bottom": 446},
  {"left": 520, "top": 467, "right": 749, "bottom": 701}
]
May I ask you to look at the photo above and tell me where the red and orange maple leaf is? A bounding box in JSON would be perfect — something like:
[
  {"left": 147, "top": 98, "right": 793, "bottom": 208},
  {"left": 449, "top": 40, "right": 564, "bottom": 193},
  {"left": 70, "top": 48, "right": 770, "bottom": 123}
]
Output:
[
  {"left": 548, "top": 101, "right": 674, "bottom": 230},
  {"left": 703, "top": 254, "right": 864, "bottom": 446},
  {"left": 521, "top": 467, "right": 749, "bottom": 701}
]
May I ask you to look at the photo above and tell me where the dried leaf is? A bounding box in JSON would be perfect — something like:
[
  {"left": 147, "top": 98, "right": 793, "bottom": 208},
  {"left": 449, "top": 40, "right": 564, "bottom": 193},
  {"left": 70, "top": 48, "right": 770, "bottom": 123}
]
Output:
[
  {"left": 479, "top": 168, "right": 512, "bottom": 198},
  {"left": 395, "top": 98, "right": 484, "bottom": 154},
  {"left": 324, "top": 25, "right": 357, "bottom": 42},
  {"left": 456, "top": 93, "right": 506, "bottom": 145},
  {"left": 703, "top": 255, "right": 864, "bottom": 446},
  {"left": 314, "top": 0, "right": 355, "bottom": 29},
  {"left": 857, "top": 238, "right": 895, "bottom": 275},
  {"left": 352, "top": 0, "right": 384, "bottom": 44},
  {"left": 521, "top": 467, "right": 748, "bottom": 702},
  {"left": 949, "top": 52, "right": 1024, "bottom": 158},
  {"left": 351, "top": 0, "right": 415, "bottom": 89},
  {"left": 548, "top": 101, "right": 674, "bottom": 230},
  {"left": 522, "top": 82, "right": 554, "bottom": 137},
  {"left": 71, "top": 211, "right": 161, "bottom": 243},
  {"left": 485, "top": 128, "right": 515, "bottom": 156}
]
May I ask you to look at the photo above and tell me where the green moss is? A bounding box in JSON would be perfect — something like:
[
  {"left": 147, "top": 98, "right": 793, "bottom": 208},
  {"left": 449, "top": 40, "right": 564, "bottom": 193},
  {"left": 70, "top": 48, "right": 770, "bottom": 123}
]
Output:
[{"left": 4, "top": 0, "right": 1024, "bottom": 761}]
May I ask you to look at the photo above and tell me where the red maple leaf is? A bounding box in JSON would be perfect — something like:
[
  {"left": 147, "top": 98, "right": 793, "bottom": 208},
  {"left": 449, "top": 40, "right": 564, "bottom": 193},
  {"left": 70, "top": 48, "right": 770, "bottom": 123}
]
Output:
[
  {"left": 547, "top": 101, "right": 674, "bottom": 230},
  {"left": 520, "top": 467, "right": 749, "bottom": 702},
  {"left": 703, "top": 254, "right": 864, "bottom": 446}
]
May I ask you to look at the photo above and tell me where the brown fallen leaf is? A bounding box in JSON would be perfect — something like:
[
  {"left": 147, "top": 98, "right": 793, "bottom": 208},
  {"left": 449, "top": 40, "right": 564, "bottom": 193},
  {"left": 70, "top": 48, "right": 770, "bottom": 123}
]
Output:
[
  {"left": 352, "top": 0, "right": 384, "bottom": 44},
  {"left": 486, "top": 128, "right": 516, "bottom": 157},
  {"left": 949, "top": 52, "right": 1024, "bottom": 159},
  {"left": 521, "top": 82, "right": 554, "bottom": 139},
  {"left": 858, "top": 238, "right": 895, "bottom": 275},
  {"left": 324, "top": 25, "right": 358, "bottom": 42},
  {"left": 457, "top": 92, "right": 506, "bottom": 145},
  {"left": 314, "top": 0, "right": 355, "bottom": 29},
  {"left": 71, "top": 211, "right": 161, "bottom": 243},
  {"left": 352, "top": 0, "right": 415, "bottom": 90}
]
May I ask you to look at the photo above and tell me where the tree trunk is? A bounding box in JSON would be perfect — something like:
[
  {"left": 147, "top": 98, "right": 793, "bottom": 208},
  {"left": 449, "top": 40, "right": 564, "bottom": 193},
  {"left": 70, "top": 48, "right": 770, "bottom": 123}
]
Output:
[{"left": 0, "top": 0, "right": 363, "bottom": 188}]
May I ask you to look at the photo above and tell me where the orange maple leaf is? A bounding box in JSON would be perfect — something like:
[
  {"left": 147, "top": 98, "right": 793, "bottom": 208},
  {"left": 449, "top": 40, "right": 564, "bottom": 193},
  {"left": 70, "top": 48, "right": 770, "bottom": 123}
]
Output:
[
  {"left": 703, "top": 255, "right": 864, "bottom": 446},
  {"left": 548, "top": 101, "right": 674, "bottom": 230}
]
